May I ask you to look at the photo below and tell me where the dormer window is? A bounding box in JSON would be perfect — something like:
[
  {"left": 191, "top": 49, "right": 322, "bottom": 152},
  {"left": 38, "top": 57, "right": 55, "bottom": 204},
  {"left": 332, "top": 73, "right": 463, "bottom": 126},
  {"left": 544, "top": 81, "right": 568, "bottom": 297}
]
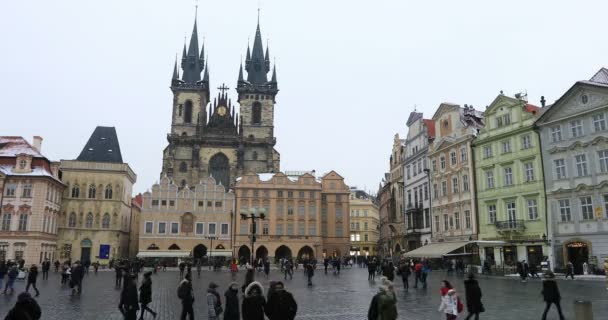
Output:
[{"left": 19, "top": 160, "right": 26, "bottom": 169}]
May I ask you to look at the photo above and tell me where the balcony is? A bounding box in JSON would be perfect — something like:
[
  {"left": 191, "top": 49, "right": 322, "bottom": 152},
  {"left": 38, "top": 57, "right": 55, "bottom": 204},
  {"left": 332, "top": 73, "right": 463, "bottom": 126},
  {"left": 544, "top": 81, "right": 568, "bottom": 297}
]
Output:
[{"left": 495, "top": 220, "right": 525, "bottom": 232}]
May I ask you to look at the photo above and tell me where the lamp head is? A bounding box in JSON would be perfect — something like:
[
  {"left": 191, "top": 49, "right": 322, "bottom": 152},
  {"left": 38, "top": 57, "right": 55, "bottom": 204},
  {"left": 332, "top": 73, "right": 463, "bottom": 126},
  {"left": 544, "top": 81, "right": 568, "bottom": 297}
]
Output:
[
  {"left": 260, "top": 213, "right": 266, "bottom": 220},
  {"left": 240, "top": 213, "right": 247, "bottom": 220}
]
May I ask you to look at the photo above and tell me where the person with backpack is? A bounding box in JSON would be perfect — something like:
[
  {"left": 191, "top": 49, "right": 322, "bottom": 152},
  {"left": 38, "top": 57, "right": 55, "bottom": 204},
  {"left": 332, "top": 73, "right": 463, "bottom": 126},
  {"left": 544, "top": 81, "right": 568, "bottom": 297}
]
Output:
[
  {"left": 138, "top": 271, "right": 157, "bottom": 320},
  {"left": 223, "top": 282, "right": 240, "bottom": 320},
  {"left": 25, "top": 264, "right": 40, "bottom": 297},
  {"left": 242, "top": 281, "right": 266, "bottom": 320},
  {"left": 4, "top": 263, "right": 19, "bottom": 295},
  {"left": 464, "top": 273, "right": 484, "bottom": 320},
  {"left": 178, "top": 273, "right": 195, "bottom": 320},
  {"left": 3, "top": 292, "right": 41, "bottom": 320},
  {"left": 119, "top": 274, "right": 139, "bottom": 320},
  {"left": 206, "top": 282, "right": 223, "bottom": 320},
  {"left": 438, "top": 280, "right": 462, "bottom": 320},
  {"left": 541, "top": 271, "right": 565, "bottom": 320},
  {"left": 265, "top": 281, "right": 297, "bottom": 320}
]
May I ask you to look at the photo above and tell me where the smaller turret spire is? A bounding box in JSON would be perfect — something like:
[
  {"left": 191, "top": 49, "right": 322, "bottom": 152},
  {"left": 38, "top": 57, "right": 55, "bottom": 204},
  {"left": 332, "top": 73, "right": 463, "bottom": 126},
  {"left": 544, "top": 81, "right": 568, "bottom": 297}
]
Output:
[
  {"left": 172, "top": 56, "right": 179, "bottom": 80},
  {"left": 203, "top": 60, "right": 209, "bottom": 83},
  {"left": 271, "top": 63, "right": 277, "bottom": 83},
  {"left": 246, "top": 44, "right": 251, "bottom": 62},
  {"left": 238, "top": 61, "right": 244, "bottom": 82},
  {"left": 265, "top": 45, "right": 270, "bottom": 62}
]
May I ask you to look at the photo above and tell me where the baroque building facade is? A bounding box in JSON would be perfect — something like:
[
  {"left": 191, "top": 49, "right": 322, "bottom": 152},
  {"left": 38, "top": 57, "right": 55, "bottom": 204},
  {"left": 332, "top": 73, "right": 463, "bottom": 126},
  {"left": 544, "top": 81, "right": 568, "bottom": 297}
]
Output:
[
  {"left": 388, "top": 135, "right": 406, "bottom": 253},
  {"left": 428, "top": 103, "right": 484, "bottom": 243},
  {"left": 161, "top": 17, "right": 280, "bottom": 190},
  {"left": 349, "top": 189, "right": 380, "bottom": 257},
  {"left": 234, "top": 171, "right": 350, "bottom": 262},
  {"left": 0, "top": 136, "right": 64, "bottom": 264},
  {"left": 58, "top": 127, "right": 136, "bottom": 263},
  {"left": 536, "top": 68, "right": 608, "bottom": 273},
  {"left": 473, "top": 94, "right": 548, "bottom": 268}
]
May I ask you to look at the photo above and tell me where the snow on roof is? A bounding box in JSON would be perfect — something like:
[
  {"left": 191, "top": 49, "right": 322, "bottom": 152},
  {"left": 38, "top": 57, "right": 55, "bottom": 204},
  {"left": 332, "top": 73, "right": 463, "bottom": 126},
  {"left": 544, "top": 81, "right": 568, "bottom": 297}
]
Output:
[
  {"left": 0, "top": 137, "right": 42, "bottom": 158},
  {"left": 0, "top": 165, "right": 60, "bottom": 182},
  {"left": 258, "top": 173, "right": 276, "bottom": 181}
]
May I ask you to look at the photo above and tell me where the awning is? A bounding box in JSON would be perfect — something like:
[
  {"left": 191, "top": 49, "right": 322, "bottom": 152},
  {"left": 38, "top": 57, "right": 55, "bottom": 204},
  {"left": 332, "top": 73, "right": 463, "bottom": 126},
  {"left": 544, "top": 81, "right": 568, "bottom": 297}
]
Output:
[
  {"left": 404, "top": 241, "right": 469, "bottom": 258},
  {"left": 473, "top": 240, "right": 507, "bottom": 247},
  {"left": 137, "top": 250, "right": 191, "bottom": 258},
  {"left": 208, "top": 250, "right": 232, "bottom": 257}
]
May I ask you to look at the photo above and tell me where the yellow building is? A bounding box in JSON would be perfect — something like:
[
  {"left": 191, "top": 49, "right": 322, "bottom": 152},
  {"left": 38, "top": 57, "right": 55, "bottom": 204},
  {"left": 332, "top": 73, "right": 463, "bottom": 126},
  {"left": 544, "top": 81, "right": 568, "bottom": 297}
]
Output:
[
  {"left": 349, "top": 189, "right": 380, "bottom": 257},
  {"left": 0, "top": 136, "right": 65, "bottom": 264},
  {"left": 58, "top": 127, "right": 137, "bottom": 264},
  {"left": 234, "top": 171, "right": 350, "bottom": 262},
  {"left": 138, "top": 176, "right": 235, "bottom": 263},
  {"left": 129, "top": 194, "right": 142, "bottom": 258}
]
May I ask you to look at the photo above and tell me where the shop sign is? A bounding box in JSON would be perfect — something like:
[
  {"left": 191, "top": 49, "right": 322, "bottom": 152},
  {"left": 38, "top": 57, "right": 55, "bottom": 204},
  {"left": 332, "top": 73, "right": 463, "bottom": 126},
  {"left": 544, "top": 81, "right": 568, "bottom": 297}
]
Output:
[{"left": 566, "top": 241, "right": 587, "bottom": 248}]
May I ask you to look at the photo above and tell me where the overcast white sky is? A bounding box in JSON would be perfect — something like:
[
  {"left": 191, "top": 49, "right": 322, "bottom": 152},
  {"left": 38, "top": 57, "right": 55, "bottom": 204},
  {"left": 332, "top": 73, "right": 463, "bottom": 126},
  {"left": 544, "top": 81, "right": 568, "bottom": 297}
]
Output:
[{"left": 1, "top": 0, "right": 607, "bottom": 195}]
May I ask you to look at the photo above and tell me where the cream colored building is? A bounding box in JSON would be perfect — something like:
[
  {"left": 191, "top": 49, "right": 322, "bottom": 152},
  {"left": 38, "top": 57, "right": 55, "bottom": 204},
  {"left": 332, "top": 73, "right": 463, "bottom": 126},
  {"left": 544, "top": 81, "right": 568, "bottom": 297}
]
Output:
[
  {"left": 234, "top": 171, "right": 350, "bottom": 262},
  {"left": 58, "top": 127, "right": 136, "bottom": 264},
  {"left": 349, "top": 189, "right": 380, "bottom": 257},
  {"left": 129, "top": 194, "right": 142, "bottom": 258},
  {"left": 0, "top": 136, "right": 64, "bottom": 264},
  {"left": 138, "top": 176, "right": 235, "bottom": 262}
]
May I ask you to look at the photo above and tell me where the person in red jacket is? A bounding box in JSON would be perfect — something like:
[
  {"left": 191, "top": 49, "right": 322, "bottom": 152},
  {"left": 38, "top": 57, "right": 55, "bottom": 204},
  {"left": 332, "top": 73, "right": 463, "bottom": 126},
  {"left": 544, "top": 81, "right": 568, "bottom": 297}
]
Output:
[{"left": 413, "top": 261, "right": 423, "bottom": 288}]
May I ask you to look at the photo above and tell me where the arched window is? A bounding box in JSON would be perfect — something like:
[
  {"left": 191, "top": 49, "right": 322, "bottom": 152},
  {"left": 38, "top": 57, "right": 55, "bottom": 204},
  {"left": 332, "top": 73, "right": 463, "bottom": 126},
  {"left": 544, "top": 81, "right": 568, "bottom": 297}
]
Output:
[
  {"left": 71, "top": 185, "right": 80, "bottom": 198},
  {"left": 18, "top": 214, "right": 28, "bottom": 231},
  {"left": 179, "top": 162, "right": 188, "bottom": 173},
  {"left": 252, "top": 102, "right": 262, "bottom": 124},
  {"left": 178, "top": 104, "right": 183, "bottom": 116},
  {"left": 104, "top": 185, "right": 113, "bottom": 199},
  {"left": 88, "top": 184, "right": 96, "bottom": 199},
  {"left": 184, "top": 100, "right": 193, "bottom": 123},
  {"left": 209, "top": 153, "right": 230, "bottom": 190},
  {"left": 181, "top": 180, "right": 187, "bottom": 188},
  {"left": 102, "top": 213, "right": 110, "bottom": 229},
  {"left": 68, "top": 212, "right": 76, "bottom": 228},
  {"left": 85, "top": 213, "right": 93, "bottom": 228}
]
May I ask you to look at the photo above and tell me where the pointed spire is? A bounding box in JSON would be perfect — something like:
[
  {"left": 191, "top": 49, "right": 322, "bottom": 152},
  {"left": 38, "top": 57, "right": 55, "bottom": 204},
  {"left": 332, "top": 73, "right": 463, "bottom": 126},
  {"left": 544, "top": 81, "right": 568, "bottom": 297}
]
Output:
[
  {"left": 202, "top": 60, "right": 209, "bottom": 83},
  {"left": 271, "top": 63, "right": 277, "bottom": 83},
  {"left": 182, "top": 42, "right": 187, "bottom": 60},
  {"left": 246, "top": 45, "right": 251, "bottom": 62},
  {"left": 265, "top": 46, "right": 270, "bottom": 62},
  {"left": 238, "top": 61, "right": 244, "bottom": 82},
  {"left": 245, "top": 13, "right": 269, "bottom": 85},
  {"left": 172, "top": 56, "right": 179, "bottom": 80}
]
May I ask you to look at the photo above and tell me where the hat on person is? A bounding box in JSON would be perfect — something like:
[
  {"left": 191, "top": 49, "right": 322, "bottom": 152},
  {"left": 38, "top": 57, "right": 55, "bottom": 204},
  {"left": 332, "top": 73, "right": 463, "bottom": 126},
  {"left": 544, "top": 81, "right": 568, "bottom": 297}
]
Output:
[
  {"left": 543, "top": 271, "right": 555, "bottom": 279},
  {"left": 209, "top": 282, "right": 219, "bottom": 289}
]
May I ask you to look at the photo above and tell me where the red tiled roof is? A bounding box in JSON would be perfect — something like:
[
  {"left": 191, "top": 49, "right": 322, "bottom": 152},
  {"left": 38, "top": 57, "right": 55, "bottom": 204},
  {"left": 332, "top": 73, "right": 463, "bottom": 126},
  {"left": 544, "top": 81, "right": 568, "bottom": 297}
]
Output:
[
  {"left": 132, "top": 193, "right": 143, "bottom": 208},
  {"left": 524, "top": 103, "right": 540, "bottom": 115},
  {"left": 423, "top": 119, "right": 435, "bottom": 138},
  {"left": 0, "top": 136, "right": 42, "bottom": 158}
]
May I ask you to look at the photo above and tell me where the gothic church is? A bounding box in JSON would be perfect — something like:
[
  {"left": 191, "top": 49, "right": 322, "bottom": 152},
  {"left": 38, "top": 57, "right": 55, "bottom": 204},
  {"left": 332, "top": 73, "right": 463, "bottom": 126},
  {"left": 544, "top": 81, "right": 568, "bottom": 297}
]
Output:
[{"left": 161, "top": 15, "right": 280, "bottom": 190}]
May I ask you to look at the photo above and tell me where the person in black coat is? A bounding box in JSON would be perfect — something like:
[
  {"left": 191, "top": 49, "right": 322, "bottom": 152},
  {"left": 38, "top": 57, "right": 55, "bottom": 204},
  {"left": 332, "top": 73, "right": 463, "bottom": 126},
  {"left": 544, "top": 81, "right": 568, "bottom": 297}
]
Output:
[
  {"left": 382, "top": 261, "right": 395, "bottom": 281},
  {"left": 241, "top": 281, "right": 266, "bottom": 320},
  {"left": 119, "top": 275, "right": 139, "bottom": 320},
  {"left": 138, "top": 271, "right": 156, "bottom": 320},
  {"left": 41, "top": 259, "right": 50, "bottom": 280},
  {"left": 4, "top": 292, "right": 41, "bottom": 320},
  {"left": 265, "top": 281, "right": 297, "bottom": 320},
  {"left": 25, "top": 264, "right": 40, "bottom": 297},
  {"left": 223, "top": 282, "right": 240, "bottom": 320},
  {"left": 70, "top": 261, "right": 85, "bottom": 295},
  {"left": 464, "top": 273, "right": 483, "bottom": 320},
  {"left": 541, "top": 271, "right": 565, "bottom": 320}
]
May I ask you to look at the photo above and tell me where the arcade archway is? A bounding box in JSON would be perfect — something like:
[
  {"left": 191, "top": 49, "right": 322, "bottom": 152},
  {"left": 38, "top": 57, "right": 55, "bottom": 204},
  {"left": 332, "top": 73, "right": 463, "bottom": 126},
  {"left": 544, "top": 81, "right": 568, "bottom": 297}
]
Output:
[
  {"left": 255, "top": 246, "right": 268, "bottom": 259},
  {"left": 275, "top": 245, "right": 292, "bottom": 260},
  {"left": 193, "top": 244, "right": 207, "bottom": 260},
  {"left": 238, "top": 245, "right": 251, "bottom": 263},
  {"left": 297, "top": 245, "right": 314, "bottom": 261}
]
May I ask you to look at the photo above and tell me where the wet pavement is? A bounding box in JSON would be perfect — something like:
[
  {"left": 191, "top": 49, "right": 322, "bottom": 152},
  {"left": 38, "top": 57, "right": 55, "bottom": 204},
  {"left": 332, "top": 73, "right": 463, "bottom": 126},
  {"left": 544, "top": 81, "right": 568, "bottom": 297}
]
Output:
[{"left": 0, "top": 267, "right": 606, "bottom": 319}]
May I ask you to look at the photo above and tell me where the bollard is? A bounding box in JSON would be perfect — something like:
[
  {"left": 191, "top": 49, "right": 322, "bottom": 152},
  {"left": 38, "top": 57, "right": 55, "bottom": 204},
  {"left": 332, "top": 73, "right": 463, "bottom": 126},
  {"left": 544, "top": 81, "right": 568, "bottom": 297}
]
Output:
[{"left": 574, "top": 300, "right": 593, "bottom": 320}]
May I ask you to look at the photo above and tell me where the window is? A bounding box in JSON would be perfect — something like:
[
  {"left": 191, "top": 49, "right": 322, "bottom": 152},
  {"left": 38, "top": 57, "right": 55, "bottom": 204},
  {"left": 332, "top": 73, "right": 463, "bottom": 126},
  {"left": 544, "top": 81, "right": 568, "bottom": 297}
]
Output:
[
  {"left": 496, "top": 116, "right": 503, "bottom": 128},
  {"left": 240, "top": 222, "right": 248, "bottom": 234},
  {"left": 298, "top": 191, "right": 305, "bottom": 199},
  {"left": 488, "top": 205, "right": 497, "bottom": 224},
  {"left": 309, "top": 204, "right": 316, "bottom": 218},
  {"left": 504, "top": 113, "right": 511, "bottom": 125},
  {"left": 88, "top": 184, "right": 96, "bottom": 199},
  {"left": 104, "top": 185, "right": 113, "bottom": 199},
  {"left": 309, "top": 191, "right": 315, "bottom": 200},
  {"left": 145, "top": 222, "right": 153, "bottom": 234},
  {"left": 559, "top": 200, "right": 571, "bottom": 222},
  {"left": 424, "top": 183, "right": 429, "bottom": 200},
  {"left": 486, "top": 170, "right": 494, "bottom": 189},
  {"left": 364, "top": 234, "right": 368, "bottom": 241},
  {"left": 179, "top": 162, "right": 187, "bottom": 173},
  {"left": 308, "top": 224, "right": 316, "bottom": 235},
  {"left": 432, "top": 160, "right": 437, "bottom": 172},
  {"left": 443, "top": 214, "right": 449, "bottom": 231},
  {"left": 502, "top": 140, "right": 511, "bottom": 153},
  {"left": 321, "top": 206, "right": 327, "bottom": 219},
  {"left": 454, "top": 212, "right": 460, "bottom": 229},
  {"left": 441, "top": 180, "right": 447, "bottom": 196},
  {"left": 554, "top": 159, "right": 566, "bottom": 179},
  {"left": 4, "top": 184, "right": 16, "bottom": 197},
  {"left": 208, "top": 223, "right": 216, "bottom": 235},
  {"left": 570, "top": 120, "right": 583, "bottom": 138},
  {"left": 156, "top": 221, "right": 166, "bottom": 234},
  {"left": 68, "top": 213, "right": 76, "bottom": 228},
  {"left": 527, "top": 199, "right": 538, "bottom": 220},
  {"left": 336, "top": 225, "right": 343, "bottom": 236},
  {"left": 413, "top": 162, "right": 417, "bottom": 176},
  {"left": 575, "top": 154, "right": 588, "bottom": 176},
  {"left": 71, "top": 185, "right": 80, "bottom": 198},
  {"left": 287, "top": 223, "right": 294, "bottom": 235},
  {"left": 551, "top": 126, "right": 563, "bottom": 142},
  {"left": 276, "top": 224, "right": 283, "bottom": 235},
  {"left": 19, "top": 159, "right": 27, "bottom": 169},
  {"left": 85, "top": 213, "right": 93, "bottom": 228},
  {"left": 298, "top": 224, "right": 304, "bottom": 235},
  {"left": 522, "top": 135, "right": 531, "bottom": 149},
  {"left": 1, "top": 214, "right": 11, "bottom": 231},
  {"left": 462, "top": 175, "right": 469, "bottom": 192},
  {"left": 440, "top": 156, "right": 446, "bottom": 169},
  {"left": 252, "top": 102, "right": 262, "bottom": 124},
  {"left": 20, "top": 184, "right": 31, "bottom": 198},
  {"left": 433, "top": 184, "right": 438, "bottom": 199},
  {"left": 598, "top": 150, "right": 608, "bottom": 173},
  {"left": 506, "top": 202, "right": 516, "bottom": 220},
  {"left": 298, "top": 204, "right": 305, "bottom": 217},
  {"left": 406, "top": 166, "right": 411, "bottom": 178},
  {"left": 604, "top": 195, "right": 608, "bottom": 218},
  {"left": 504, "top": 167, "right": 513, "bottom": 186},
  {"left": 484, "top": 146, "right": 492, "bottom": 159},
  {"left": 184, "top": 100, "right": 193, "bottom": 123},
  {"left": 277, "top": 203, "right": 284, "bottom": 217},
  {"left": 460, "top": 147, "right": 468, "bottom": 162},
  {"left": 221, "top": 223, "right": 229, "bottom": 235},
  {"left": 336, "top": 206, "right": 343, "bottom": 220},
  {"left": 465, "top": 210, "right": 471, "bottom": 229},
  {"left": 287, "top": 204, "right": 294, "bottom": 216},
  {"left": 288, "top": 191, "right": 294, "bottom": 198},
  {"left": 450, "top": 152, "right": 457, "bottom": 166},
  {"left": 580, "top": 197, "right": 593, "bottom": 220},
  {"left": 171, "top": 222, "right": 179, "bottom": 234},
  {"left": 418, "top": 159, "right": 423, "bottom": 173},
  {"left": 593, "top": 114, "right": 606, "bottom": 131},
  {"left": 277, "top": 191, "right": 283, "bottom": 198},
  {"left": 524, "top": 163, "right": 535, "bottom": 182},
  {"left": 434, "top": 215, "right": 440, "bottom": 232},
  {"left": 100, "top": 213, "right": 109, "bottom": 229},
  {"left": 452, "top": 176, "right": 459, "bottom": 193},
  {"left": 151, "top": 200, "right": 159, "bottom": 206},
  {"left": 262, "top": 223, "right": 269, "bottom": 235}
]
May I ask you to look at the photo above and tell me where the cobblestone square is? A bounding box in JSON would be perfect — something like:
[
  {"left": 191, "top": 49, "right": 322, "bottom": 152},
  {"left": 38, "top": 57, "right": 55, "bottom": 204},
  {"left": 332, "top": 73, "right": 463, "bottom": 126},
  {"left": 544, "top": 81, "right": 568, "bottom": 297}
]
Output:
[{"left": 1, "top": 267, "right": 607, "bottom": 319}]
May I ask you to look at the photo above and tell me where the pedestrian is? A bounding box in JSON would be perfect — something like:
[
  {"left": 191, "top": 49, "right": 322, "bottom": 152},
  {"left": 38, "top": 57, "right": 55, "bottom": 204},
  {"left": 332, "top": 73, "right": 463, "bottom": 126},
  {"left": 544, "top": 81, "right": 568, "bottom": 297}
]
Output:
[
  {"left": 241, "top": 281, "right": 266, "bottom": 320},
  {"left": 305, "top": 262, "right": 314, "bottom": 287},
  {"left": 0, "top": 260, "right": 7, "bottom": 290},
  {"left": 368, "top": 259, "right": 376, "bottom": 280},
  {"left": 413, "top": 260, "right": 423, "bottom": 288},
  {"left": 284, "top": 259, "right": 293, "bottom": 280},
  {"left": 138, "top": 271, "right": 157, "bottom": 320},
  {"left": 179, "top": 261, "right": 186, "bottom": 278},
  {"left": 438, "top": 280, "right": 460, "bottom": 320},
  {"left": 265, "top": 281, "right": 297, "bottom": 320},
  {"left": 3, "top": 292, "right": 41, "bottom": 320},
  {"left": 116, "top": 262, "right": 124, "bottom": 288},
  {"left": 517, "top": 260, "right": 527, "bottom": 282},
  {"left": 119, "top": 274, "right": 139, "bottom": 320},
  {"left": 177, "top": 272, "right": 195, "bottom": 320},
  {"left": 241, "top": 267, "right": 255, "bottom": 293},
  {"left": 464, "top": 273, "right": 484, "bottom": 320},
  {"left": 93, "top": 261, "right": 100, "bottom": 275},
  {"left": 398, "top": 259, "right": 410, "bottom": 290},
  {"left": 565, "top": 261, "right": 575, "bottom": 280},
  {"left": 367, "top": 284, "right": 397, "bottom": 320},
  {"left": 25, "top": 264, "right": 40, "bottom": 297},
  {"left": 70, "top": 261, "right": 85, "bottom": 295},
  {"left": 207, "top": 282, "right": 223, "bottom": 320},
  {"left": 541, "top": 271, "right": 565, "bottom": 320},
  {"left": 61, "top": 262, "right": 69, "bottom": 285},
  {"left": 223, "top": 282, "right": 240, "bottom": 320},
  {"left": 383, "top": 261, "right": 395, "bottom": 281},
  {"left": 54, "top": 260, "right": 60, "bottom": 273},
  {"left": 529, "top": 262, "right": 539, "bottom": 278},
  {"left": 323, "top": 258, "right": 329, "bottom": 274},
  {"left": 197, "top": 260, "right": 202, "bottom": 278},
  {"left": 41, "top": 259, "right": 50, "bottom": 280},
  {"left": 263, "top": 259, "right": 270, "bottom": 278},
  {"left": 4, "top": 263, "right": 18, "bottom": 295}
]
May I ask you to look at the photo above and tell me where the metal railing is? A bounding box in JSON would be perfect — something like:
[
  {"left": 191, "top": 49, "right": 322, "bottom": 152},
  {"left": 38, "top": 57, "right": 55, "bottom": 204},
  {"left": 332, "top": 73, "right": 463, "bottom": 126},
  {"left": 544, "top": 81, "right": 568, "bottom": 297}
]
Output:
[{"left": 495, "top": 220, "right": 525, "bottom": 231}]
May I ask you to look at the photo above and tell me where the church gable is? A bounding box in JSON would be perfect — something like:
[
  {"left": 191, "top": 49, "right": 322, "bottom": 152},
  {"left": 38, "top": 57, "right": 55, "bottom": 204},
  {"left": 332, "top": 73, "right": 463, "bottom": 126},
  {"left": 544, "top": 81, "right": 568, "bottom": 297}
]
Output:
[{"left": 537, "top": 83, "right": 608, "bottom": 124}]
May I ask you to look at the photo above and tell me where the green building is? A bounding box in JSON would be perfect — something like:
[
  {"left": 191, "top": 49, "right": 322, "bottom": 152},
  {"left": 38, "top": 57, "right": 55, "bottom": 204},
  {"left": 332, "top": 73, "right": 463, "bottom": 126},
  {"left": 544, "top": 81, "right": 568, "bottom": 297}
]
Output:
[{"left": 473, "top": 94, "right": 548, "bottom": 269}]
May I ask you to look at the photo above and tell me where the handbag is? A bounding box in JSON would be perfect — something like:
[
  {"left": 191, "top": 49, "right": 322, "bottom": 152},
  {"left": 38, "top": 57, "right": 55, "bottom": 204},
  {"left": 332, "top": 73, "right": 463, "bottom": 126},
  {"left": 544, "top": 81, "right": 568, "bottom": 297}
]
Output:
[{"left": 479, "top": 303, "right": 485, "bottom": 313}]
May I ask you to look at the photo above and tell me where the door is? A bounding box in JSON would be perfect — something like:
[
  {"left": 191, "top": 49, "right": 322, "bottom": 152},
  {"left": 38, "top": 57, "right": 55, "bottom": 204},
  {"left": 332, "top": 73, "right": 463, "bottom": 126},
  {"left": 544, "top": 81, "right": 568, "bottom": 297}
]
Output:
[{"left": 80, "top": 247, "right": 91, "bottom": 264}]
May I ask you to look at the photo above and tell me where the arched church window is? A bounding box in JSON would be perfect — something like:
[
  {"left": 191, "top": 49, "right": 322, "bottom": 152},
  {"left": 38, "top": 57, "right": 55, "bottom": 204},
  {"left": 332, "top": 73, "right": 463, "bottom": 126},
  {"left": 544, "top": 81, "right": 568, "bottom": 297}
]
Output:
[
  {"left": 88, "top": 184, "right": 96, "bottom": 199},
  {"left": 178, "top": 104, "right": 183, "bottom": 116},
  {"left": 102, "top": 213, "right": 110, "bottom": 229},
  {"left": 85, "top": 213, "right": 93, "bottom": 228},
  {"left": 209, "top": 153, "right": 230, "bottom": 190},
  {"left": 184, "top": 100, "right": 193, "bottom": 123},
  {"left": 71, "top": 185, "right": 80, "bottom": 198},
  {"left": 179, "top": 162, "right": 188, "bottom": 173},
  {"left": 68, "top": 212, "right": 76, "bottom": 228},
  {"left": 181, "top": 180, "right": 187, "bottom": 188},
  {"left": 104, "top": 185, "right": 113, "bottom": 199},
  {"left": 252, "top": 102, "right": 262, "bottom": 125}
]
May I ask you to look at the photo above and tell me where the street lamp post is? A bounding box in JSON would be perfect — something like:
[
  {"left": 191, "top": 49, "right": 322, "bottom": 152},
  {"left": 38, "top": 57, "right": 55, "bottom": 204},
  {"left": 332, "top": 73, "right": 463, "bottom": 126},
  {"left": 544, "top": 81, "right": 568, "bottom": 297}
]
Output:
[
  {"left": 207, "top": 236, "right": 218, "bottom": 270},
  {"left": 240, "top": 208, "right": 266, "bottom": 265}
]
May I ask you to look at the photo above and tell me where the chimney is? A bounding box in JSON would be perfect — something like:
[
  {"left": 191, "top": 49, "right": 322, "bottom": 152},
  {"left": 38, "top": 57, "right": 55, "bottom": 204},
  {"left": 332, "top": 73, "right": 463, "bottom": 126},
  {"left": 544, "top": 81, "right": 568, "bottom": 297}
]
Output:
[
  {"left": 32, "top": 136, "right": 43, "bottom": 153},
  {"left": 540, "top": 96, "right": 546, "bottom": 108}
]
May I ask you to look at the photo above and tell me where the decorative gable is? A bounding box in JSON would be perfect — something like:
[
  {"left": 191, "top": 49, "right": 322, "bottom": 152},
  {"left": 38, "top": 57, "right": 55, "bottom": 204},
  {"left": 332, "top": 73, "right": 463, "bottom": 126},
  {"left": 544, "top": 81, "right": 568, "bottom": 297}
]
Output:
[{"left": 537, "top": 83, "right": 608, "bottom": 123}]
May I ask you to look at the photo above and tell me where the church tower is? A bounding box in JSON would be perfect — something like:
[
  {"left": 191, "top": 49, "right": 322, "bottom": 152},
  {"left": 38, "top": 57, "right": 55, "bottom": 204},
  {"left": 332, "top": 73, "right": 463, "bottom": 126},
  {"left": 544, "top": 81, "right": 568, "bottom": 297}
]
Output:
[{"left": 236, "top": 17, "right": 280, "bottom": 174}]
